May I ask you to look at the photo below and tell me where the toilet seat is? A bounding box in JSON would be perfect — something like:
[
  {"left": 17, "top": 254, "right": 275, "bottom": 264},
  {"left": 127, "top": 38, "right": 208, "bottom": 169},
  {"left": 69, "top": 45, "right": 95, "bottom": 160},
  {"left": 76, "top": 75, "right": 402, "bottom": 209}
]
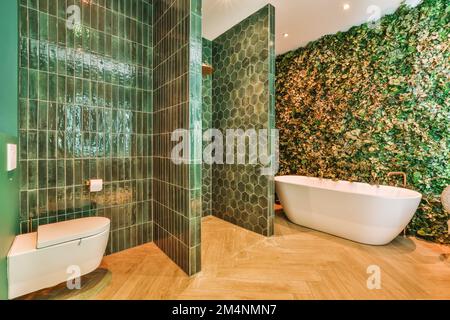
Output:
[{"left": 37, "top": 217, "right": 110, "bottom": 249}]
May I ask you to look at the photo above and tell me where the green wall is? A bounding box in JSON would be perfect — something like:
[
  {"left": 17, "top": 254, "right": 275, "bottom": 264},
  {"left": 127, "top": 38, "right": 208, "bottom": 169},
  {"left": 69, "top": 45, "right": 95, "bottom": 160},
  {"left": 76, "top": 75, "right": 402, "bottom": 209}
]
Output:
[
  {"left": 0, "top": 0, "right": 19, "bottom": 136},
  {"left": 0, "top": 135, "right": 19, "bottom": 300},
  {"left": 0, "top": 0, "right": 19, "bottom": 300},
  {"left": 276, "top": 0, "right": 449, "bottom": 243}
]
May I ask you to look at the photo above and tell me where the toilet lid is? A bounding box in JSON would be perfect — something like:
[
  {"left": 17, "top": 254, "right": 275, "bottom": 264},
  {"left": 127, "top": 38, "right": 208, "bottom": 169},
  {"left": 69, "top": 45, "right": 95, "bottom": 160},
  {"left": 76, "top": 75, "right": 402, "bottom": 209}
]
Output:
[{"left": 37, "top": 217, "right": 110, "bottom": 249}]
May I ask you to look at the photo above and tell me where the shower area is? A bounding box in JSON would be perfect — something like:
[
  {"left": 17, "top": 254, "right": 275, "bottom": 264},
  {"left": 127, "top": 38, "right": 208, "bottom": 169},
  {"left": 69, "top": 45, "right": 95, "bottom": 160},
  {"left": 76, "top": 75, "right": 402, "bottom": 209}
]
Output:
[
  {"left": 202, "top": 5, "right": 276, "bottom": 236},
  {"left": 17, "top": 0, "right": 275, "bottom": 276}
]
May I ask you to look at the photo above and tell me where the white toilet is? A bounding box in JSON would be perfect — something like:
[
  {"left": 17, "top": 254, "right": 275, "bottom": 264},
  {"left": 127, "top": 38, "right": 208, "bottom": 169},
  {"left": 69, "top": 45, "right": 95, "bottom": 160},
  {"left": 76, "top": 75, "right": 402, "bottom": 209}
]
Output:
[{"left": 7, "top": 217, "right": 110, "bottom": 299}]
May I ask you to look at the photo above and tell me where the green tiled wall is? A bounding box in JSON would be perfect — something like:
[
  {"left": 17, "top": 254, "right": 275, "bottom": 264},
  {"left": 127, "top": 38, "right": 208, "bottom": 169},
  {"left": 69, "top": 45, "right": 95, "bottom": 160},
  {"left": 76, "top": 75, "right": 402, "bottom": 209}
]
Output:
[
  {"left": 153, "top": 0, "right": 202, "bottom": 276},
  {"left": 18, "top": 0, "right": 154, "bottom": 255},
  {"left": 202, "top": 38, "right": 212, "bottom": 217},
  {"left": 211, "top": 5, "right": 276, "bottom": 236}
]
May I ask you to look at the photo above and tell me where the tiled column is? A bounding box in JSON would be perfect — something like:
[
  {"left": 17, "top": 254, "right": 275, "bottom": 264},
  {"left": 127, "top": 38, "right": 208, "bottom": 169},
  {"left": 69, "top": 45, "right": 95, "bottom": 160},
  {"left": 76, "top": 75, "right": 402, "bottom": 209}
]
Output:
[{"left": 153, "top": 0, "right": 202, "bottom": 276}]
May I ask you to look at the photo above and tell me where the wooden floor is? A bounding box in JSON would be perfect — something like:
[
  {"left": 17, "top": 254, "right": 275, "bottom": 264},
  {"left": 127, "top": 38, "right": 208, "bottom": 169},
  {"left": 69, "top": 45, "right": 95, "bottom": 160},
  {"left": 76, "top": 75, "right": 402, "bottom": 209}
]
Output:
[{"left": 93, "top": 214, "right": 450, "bottom": 300}]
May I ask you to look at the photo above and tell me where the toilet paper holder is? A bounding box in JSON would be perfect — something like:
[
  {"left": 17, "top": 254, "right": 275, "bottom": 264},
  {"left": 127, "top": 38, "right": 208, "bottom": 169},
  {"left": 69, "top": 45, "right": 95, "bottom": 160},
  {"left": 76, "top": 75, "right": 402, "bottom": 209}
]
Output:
[{"left": 85, "top": 179, "right": 103, "bottom": 192}]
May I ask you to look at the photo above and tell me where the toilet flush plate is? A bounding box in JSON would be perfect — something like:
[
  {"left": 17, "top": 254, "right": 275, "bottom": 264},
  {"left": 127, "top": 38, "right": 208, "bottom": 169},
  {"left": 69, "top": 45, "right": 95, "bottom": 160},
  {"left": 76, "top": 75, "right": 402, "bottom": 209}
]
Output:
[{"left": 7, "top": 143, "right": 17, "bottom": 171}]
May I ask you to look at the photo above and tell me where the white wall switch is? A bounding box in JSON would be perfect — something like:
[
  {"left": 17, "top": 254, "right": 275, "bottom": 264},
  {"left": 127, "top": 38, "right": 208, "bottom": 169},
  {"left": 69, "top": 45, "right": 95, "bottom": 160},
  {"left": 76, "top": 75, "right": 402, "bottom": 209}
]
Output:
[{"left": 7, "top": 144, "right": 17, "bottom": 172}]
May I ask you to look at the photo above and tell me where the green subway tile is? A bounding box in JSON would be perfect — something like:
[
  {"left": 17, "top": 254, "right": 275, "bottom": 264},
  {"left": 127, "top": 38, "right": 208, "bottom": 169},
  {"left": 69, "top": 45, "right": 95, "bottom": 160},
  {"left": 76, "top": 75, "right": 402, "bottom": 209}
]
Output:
[
  {"left": 49, "top": 73, "right": 57, "bottom": 101},
  {"left": 66, "top": 26, "right": 75, "bottom": 49},
  {"left": 20, "top": 38, "right": 28, "bottom": 68},
  {"left": 19, "top": 0, "right": 156, "bottom": 257},
  {"left": 28, "top": 160, "right": 38, "bottom": 190},
  {"left": 56, "top": 188, "right": 65, "bottom": 215},
  {"left": 48, "top": 103, "right": 57, "bottom": 130},
  {"left": 47, "top": 131, "right": 56, "bottom": 159},
  {"left": 56, "top": 159, "right": 65, "bottom": 188},
  {"left": 39, "top": 0, "right": 48, "bottom": 12},
  {"left": 38, "top": 71, "right": 48, "bottom": 100},
  {"left": 20, "top": 191, "right": 28, "bottom": 222},
  {"left": 48, "top": 15, "right": 58, "bottom": 43},
  {"left": 38, "top": 189, "right": 48, "bottom": 217},
  {"left": 56, "top": 105, "right": 65, "bottom": 131},
  {"left": 75, "top": 53, "right": 83, "bottom": 78},
  {"left": 66, "top": 77, "right": 74, "bottom": 103},
  {"left": 48, "top": 0, "right": 57, "bottom": 16},
  {"left": 82, "top": 2, "right": 90, "bottom": 26},
  {"left": 66, "top": 50, "right": 75, "bottom": 76},
  {"left": 38, "top": 131, "right": 47, "bottom": 159},
  {"left": 39, "top": 12, "right": 48, "bottom": 40},
  {"left": 57, "top": 18, "right": 66, "bottom": 45},
  {"left": 28, "top": 190, "right": 38, "bottom": 218},
  {"left": 66, "top": 159, "right": 74, "bottom": 186},
  {"left": 29, "top": 69, "right": 39, "bottom": 100},
  {"left": 57, "top": 76, "right": 65, "bottom": 102},
  {"left": 38, "top": 160, "right": 47, "bottom": 189},
  {"left": 74, "top": 132, "right": 82, "bottom": 158},
  {"left": 57, "top": 131, "right": 65, "bottom": 159},
  {"left": 28, "top": 0, "right": 38, "bottom": 9},
  {"left": 19, "top": 130, "right": 28, "bottom": 160},
  {"left": 20, "top": 68, "right": 28, "bottom": 99},
  {"left": 20, "top": 5, "right": 28, "bottom": 38},
  {"left": 28, "top": 100, "right": 38, "bottom": 130},
  {"left": 48, "top": 160, "right": 57, "bottom": 188},
  {"left": 91, "top": 4, "right": 98, "bottom": 29},
  {"left": 74, "top": 160, "right": 83, "bottom": 185},
  {"left": 20, "top": 161, "right": 28, "bottom": 190},
  {"left": 47, "top": 188, "right": 56, "bottom": 217},
  {"left": 28, "top": 8, "right": 39, "bottom": 39},
  {"left": 27, "top": 131, "right": 38, "bottom": 160},
  {"left": 82, "top": 28, "right": 90, "bottom": 51}
]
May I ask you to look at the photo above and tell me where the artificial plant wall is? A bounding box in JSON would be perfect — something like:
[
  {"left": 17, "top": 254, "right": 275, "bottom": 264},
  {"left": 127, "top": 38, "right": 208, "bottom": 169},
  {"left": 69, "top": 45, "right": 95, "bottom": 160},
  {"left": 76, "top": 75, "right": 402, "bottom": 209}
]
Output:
[{"left": 276, "top": 0, "right": 449, "bottom": 243}]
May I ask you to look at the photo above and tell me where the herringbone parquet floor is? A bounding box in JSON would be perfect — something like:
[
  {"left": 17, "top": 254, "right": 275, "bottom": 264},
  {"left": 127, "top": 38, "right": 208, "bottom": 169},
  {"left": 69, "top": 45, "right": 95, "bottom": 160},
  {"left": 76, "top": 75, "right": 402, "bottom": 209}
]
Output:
[{"left": 93, "top": 214, "right": 450, "bottom": 300}]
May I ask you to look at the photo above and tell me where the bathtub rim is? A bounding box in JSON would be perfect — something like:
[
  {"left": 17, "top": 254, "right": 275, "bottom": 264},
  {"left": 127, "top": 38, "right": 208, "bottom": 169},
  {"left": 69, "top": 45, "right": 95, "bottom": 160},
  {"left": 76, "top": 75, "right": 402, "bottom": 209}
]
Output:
[{"left": 275, "top": 175, "right": 422, "bottom": 201}]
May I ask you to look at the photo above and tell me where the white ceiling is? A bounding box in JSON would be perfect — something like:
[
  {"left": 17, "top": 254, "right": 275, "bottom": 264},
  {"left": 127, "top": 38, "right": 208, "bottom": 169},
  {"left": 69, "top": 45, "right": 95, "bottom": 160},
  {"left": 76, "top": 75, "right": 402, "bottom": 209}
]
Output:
[{"left": 203, "top": 0, "right": 422, "bottom": 55}]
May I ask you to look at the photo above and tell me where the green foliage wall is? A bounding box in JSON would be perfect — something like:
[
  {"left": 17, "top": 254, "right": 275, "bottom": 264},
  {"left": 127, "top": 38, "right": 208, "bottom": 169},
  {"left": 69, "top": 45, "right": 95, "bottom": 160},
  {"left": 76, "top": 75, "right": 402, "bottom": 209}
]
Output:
[{"left": 276, "top": 0, "right": 450, "bottom": 243}]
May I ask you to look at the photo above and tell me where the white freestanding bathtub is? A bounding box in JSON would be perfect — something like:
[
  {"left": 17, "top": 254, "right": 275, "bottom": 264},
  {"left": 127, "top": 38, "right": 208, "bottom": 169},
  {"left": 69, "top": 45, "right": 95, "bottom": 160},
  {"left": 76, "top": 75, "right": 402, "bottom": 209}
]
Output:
[{"left": 275, "top": 176, "right": 422, "bottom": 245}]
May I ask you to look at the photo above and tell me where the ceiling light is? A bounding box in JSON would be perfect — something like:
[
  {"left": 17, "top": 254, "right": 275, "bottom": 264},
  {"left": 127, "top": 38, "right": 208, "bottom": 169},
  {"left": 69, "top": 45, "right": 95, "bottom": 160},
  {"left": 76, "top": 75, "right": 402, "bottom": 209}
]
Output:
[
  {"left": 343, "top": 3, "right": 350, "bottom": 10},
  {"left": 283, "top": 33, "right": 289, "bottom": 38}
]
